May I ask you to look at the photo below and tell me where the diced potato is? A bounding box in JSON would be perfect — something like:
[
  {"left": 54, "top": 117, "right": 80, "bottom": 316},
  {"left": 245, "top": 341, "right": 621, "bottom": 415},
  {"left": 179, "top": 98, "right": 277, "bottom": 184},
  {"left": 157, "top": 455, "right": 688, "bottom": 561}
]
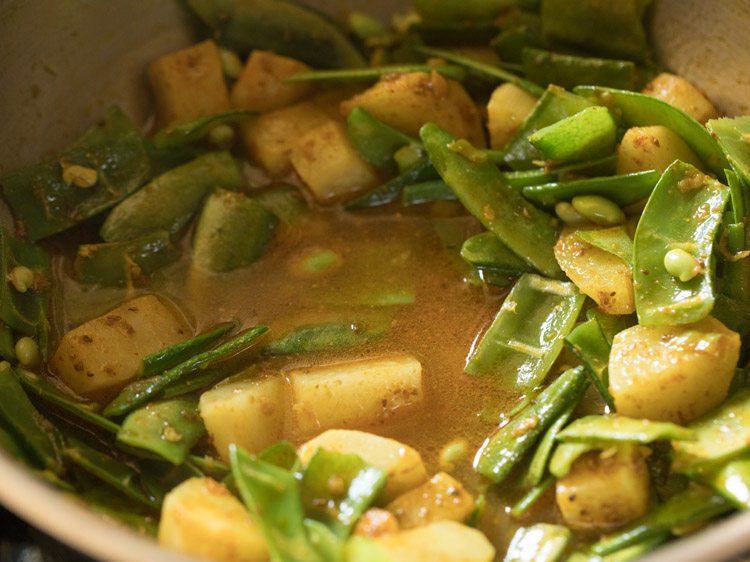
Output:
[
  {"left": 386, "top": 472, "right": 474, "bottom": 530},
  {"left": 230, "top": 50, "right": 314, "bottom": 112},
  {"left": 375, "top": 521, "right": 495, "bottom": 562},
  {"left": 290, "top": 120, "right": 380, "bottom": 204},
  {"left": 609, "top": 317, "right": 740, "bottom": 423},
  {"left": 642, "top": 73, "right": 719, "bottom": 124},
  {"left": 298, "top": 429, "right": 428, "bottom": 501},
  {"left": 240, "top": 100, "right": 331, "bottom": 177},
  {"left": 354, "top": 508, "right": 401, "bottom": 538},
  {"left": 340, "top": 71, "right": 486, "bottom": 147},
  {"left": 556, "top": 444, "right": 649, "bottom": 531},
  {"left": 199, "top": 374, "right": 285, "bottom": 463},
  {"left": 159, "top": 477, "right": 268, "bottom": 562},
  {"left": 50, "top": 295, "right": 190, "bottom": 399},
  {"left": 487, "top": 83, "right": 538, "bottom": 150},
  {"left": 148, "top": 40, "right": 230, "bottom": 126},
  {"left": 287, "top": 353, "right": 423, "bottom": 437},
  {"left": 616, "top": 125, "right": 702, "bottom": 174},
  {"left": 554, "top": 228, "right": 634, "bottom": 315}
]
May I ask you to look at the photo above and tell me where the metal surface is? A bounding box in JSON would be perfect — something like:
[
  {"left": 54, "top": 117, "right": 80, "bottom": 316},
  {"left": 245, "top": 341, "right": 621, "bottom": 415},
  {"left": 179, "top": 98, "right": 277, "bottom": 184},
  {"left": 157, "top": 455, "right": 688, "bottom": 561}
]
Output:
[{"left": 0, "top": 1, "right": 748, "bottom": 561}]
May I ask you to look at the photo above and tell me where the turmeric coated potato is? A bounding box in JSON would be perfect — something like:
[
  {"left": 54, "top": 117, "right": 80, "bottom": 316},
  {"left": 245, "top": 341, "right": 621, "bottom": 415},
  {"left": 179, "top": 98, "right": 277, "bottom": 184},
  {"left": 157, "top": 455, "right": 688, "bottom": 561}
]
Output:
[
  {"left": 487, "top": 83, "right": 538, "bottom": 150},
  {"left": 386, "top": 472, "right": 474, "bottom": 530},
  {"left": 642, "top": 73, "right": 719, "bottom": 124},
  {"left": 609, "top": 316, "right": 740, "bottom": 423},
  {"left": 616, "top": 125, "right": 703, "bottom": 174}
]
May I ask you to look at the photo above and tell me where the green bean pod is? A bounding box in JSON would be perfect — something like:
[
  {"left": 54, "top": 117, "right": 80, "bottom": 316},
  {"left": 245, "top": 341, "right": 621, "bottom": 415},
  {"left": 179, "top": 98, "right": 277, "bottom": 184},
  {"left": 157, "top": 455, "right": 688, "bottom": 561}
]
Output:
[
  {"left": 504, "top": 524, "right": 571, "bottom": 562},
  {"left": 151, "top": 110, "right": 254, "bottom": 149},
  {"left": 564, "top": 318, "right": 615, "bottom": 409},
  {"left": 521, "top": 48, "right": 638, "bottom": 91},
  {"left": 287, "top": 64, "right": 467, "bottom": 85},
  {"left": 346, "top": 107, "right": 417, "bottom": 170}
]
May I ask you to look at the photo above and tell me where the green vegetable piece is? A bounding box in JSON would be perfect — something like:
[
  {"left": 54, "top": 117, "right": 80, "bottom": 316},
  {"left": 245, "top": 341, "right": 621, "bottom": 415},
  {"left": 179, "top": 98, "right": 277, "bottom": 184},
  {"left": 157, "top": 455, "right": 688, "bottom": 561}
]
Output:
[
  {"left": 522, "top": 170, "right": 659, "bottom": 208},
  {"left": 343, "top": 536, "right": 392, "bottom": 562},
  {"left": 476, "top": 366, "right": 588, "bottom": 483},
  {"left": 101, "top": 151, "right": 244, "bottom": 242},
  {"left": 188, "top": 454, "right": 231, "bottom": 480},
  {"left": 15, "top": 368, "right": 119, "bottom": 434},
  {"left": 103, "top": 325, "right": 268, "bottom": 418},
  {"left": 557, "top": 415, "right": 694, "bottom": 444},
  {"left": 416, "top": 46, "right": 544, "bottom": 97},
  {"left": 255, "top": 184, "right": 309, "bottom": 225},
  {"left": 0, "top": 322, "right": 15, "bottom": 361},
  {"left": 549, "top": 441, "right": 598, "bottom": 479},
  {"left": 586, "top": 308, "right": 635, "bottom": 346},
  {"left": 230, "top": 445, "right": 326, "bottom": 562},
  {"left": 525, "top": 403, "right": 575, "bottom": 487},
  {"left": 0, "top": 227, "right": 50, "bottom": 339},
  {"left": 634, "top": 161, "right": 730, "bottom": 326},
  {"left": 118, "top": 397, "right": 205, "bottom": 465},
  {"left": 287, "top": 64, "right": 466, "bottom": 84},
  {"left": 301, "top": 448, "right": 386, "bottom": 538},
  {"left": 414, "top": 0, "right": 539, "bottom": 24},
  {"left": 63, "top": 438, "right": 160, "bottom": 508},
  {"left": 152, "top": 110, "right": 254, "bottom": 149},
  {"left": 264, "top": 321, "right": 385, "bottom": 356},
  {"left": 421, "top": 123, "right": 562, "bottom": 277},
  {"left": 466, "top": 274, "right": 585, "bottom": 389},
  {"left": 591, "top": 484, "right": 731, "bottom": 556},
  {"left": 401, "top": 181, "right": 456, "bottom": 206},
  {"left": 74, "top": 230, "right": 179, "bottom": 286},
  {"left": 672, "top": 389, "right": 750, "bottom": 473},
  {"left": 568, "top": 537, "right": 667, "bottom": 562},
  {"left": 346, "top": 107, "right": 417, "bottom": 170},
  {"left": 160, "top": 367, "right": 233, "bottom": 401},
  {"left": 707, "top": 116, "right": 750, "bottom": 187},
  {"left": 258, "top": 441, "right": 299, "bottom": 472},
  {"left": 460, "top": 232, "right": 534, "bottom": 277},
  {"left": 492, "top": 26, "right": 544, "bottom": 64},
  {"left": 575, "top": 86, "right": 730, "bottom": 177},
  {"left": 701, "top": 453, "right": 750, "bottom": 509},
  {"left": 565, "top": 318, "right": 615, "bottom": 409},
  {"left": 187, "top": 0, "right": 365, "bottom": 69},
  {"left": 510, "top": 477, "right": 554, "bottom": 517},
  {"left": 141, "top": 322, "right": 236, "bottom": 378},
  {"left": 349, "top": 11, "right": 388, "bottom": 40},
  {"left": 300, "top": 249, "right": 341, "bottom": 274},
  {"left": 346, "top": 157, "right": 438, "bottom": 209},
  {"left": 0, "top": 368, "right": 63, "bottom": 472},
  {"left": 1, "top": 107, "right": 150, "bottom": 240},
  {"left": 540, "top": 0, "right": 651, "bottom": 63},
  {"left": 502, "top": 85, "right": 595, "bottom": 171},
  {"left": 570, "top": 195, "right": 624, "bottom": 226},
  {"left": 192, "top": 188, "right": 278, "bottom": 273},
  {"left": 521, "top": 48, "right": 637, "bottom": 91},
  {"left": 504, "top": 523, "right": 571, "bottom": 562},
  {"left": 529, "top": 106, "right": 617, "bottom": 164},
  {"left": 576, "top": 227, "right": 634, "bottom": 267},
  {"left": 0, "top": 425, "right": 27, "bottom": 462}
]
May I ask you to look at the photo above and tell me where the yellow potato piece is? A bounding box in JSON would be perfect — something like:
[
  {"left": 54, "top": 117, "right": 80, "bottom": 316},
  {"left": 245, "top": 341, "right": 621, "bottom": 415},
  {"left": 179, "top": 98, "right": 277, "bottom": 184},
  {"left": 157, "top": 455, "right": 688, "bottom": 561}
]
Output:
[
  {"left": 299, "top": 429, "right": 428, "bottom": 501},
  {"left": 50, "top": 295, "right": 190, "bottom": 399},
  {"left": 616, "top": 125, "right": 702, "bottom": 174},
  {"left": 554, "top": 228, "right": 634, "bottom": 315},
  {"left": 642, "top": 73, "right": 719, "bottom": 124},
  {"left": 556, "top": 444, "right": 650, "bottom": 531},
  {"left": 159, "top": 477, "right": 268, "bottom": 562},
  {"left": 386, "top": 472, "right": 474, "bottom": 530},
  {"left": 609, "top": 316, "right": 740, "bottom": 423},
  {"left": 231, "top": 50, "right": 314, "bottom": 112},
  {"left": 487, "top": 83, "right": 538, "bottom": 150},
  {"left": 340, "top": 71, "right": 485, "bottom": 147},
  {"left": 375, "top": 521, "right": 495, "bottom": 562}
]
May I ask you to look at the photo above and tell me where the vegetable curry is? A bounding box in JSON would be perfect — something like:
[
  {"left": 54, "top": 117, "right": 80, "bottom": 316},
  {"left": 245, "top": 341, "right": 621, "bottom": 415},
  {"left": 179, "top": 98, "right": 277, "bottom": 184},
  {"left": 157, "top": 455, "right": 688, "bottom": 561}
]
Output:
[{"left": 1, "top": 0, "right": 750, "bottom": 561}]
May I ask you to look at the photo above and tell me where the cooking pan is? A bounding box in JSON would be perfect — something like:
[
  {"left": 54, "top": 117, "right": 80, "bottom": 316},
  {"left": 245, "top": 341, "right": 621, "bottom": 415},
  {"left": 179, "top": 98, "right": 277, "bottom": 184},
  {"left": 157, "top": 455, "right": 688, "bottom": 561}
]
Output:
[{"left": 0, "top": 1, "right": 748, "bottom": 560}]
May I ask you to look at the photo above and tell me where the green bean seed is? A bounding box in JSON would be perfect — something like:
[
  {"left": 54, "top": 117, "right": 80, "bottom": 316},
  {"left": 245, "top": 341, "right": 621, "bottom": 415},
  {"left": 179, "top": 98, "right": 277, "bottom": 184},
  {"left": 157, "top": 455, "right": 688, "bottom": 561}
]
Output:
[
  {"left": 439, "top": 438, "right": 469, "bottom": 470},
  {"left": 219, "top": 48, "right": 243, "bottom": 80},
  {"left": 555, "top": 202, "right": 588, "bottom": 227},
  {"left": 207, "top": 124, "right": 236, "bottom": 149},
  {"left": 0, "top": 361, "right": 10, "bottom": 373},
  {"left": 7, "top": 266, "right": 35, "bottom": 293},
  {"left": 15, "top": 337, "right": 40, "bottom": 368},
  {"left": 571, "top": 195, "right": 625, "bottom": 226},
  {"left": 664, "top": 248, "right": 702, "bottom": 282},
  {"left": 61, "top": 163, "right": 98, "bottom": 188}
]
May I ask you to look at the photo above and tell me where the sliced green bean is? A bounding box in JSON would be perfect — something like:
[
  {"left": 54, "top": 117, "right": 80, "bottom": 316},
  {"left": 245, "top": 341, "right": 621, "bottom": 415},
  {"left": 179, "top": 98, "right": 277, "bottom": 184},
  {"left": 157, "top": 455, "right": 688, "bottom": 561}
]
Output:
[
  {"left": 466, "top": 274, "right": 584, "bottom": 389},
  {"left": 549, "top": 441, "right": 599, "bottom": 479},
  {"left": 576, "top": 227, "right": 634, "bottom": 267},
  {"left": 159, "top": 367, "right": 233, "bottom": 401},
  {"left": 522, "top": 171, "right": 659, "bottom": 208},
  {"left": 346, "top": 107, "right": 417, "bottom": 170},
  {"left": 504, "top": 523, "right": 571, "bottom": 562},
  {"left": 633, "top": 161, "right": 730, "bottom": 326},
  {"left": 528, "top": 106, "right": 617, "bottom": 164},
  {"left": 525, "top": 403, "right": 576, "bottom": 487},
  {"left": 414, "top": 0, "right": 539, "bottom": 24},
  {"left": 586, "top": 308, "right": 635, "bottom": 345},
  {"left": 565, "top": 318, "right": 615, "bottom": 409},
  {"left": 401, "top": 180, "right": 456, "bottom": 206},
  {"left": 101, "top": 151, "right": 244, "bottom": 242},
  {"left": 421, "top": 123, "right": 562, "bottom": 277},
  {"left": 522, "top": 48, "right": 637, "bottom": 91},
  {"left": 103, "top": 325, "right": 268, "bottom": 418},
  {"left": 152, "top": 110, "right": 254, "bottom": 149},
  {"left": 510, "top": 476, "right": 554, "bottom": 517},
  {"left": 476, "top": 366, "right": 588, "bottom": 483},
  {"left": 255, "top": 184, "right": 309, "bottom": 225},
  {"left": 287, "top": 64, "right": 466, "bottom": 84},
  {"left": 264, "top": 321, "right": 385, "bottom": 356},
  {"left": 557, "top": 415, "right": 693, "bottom": 444},
  {"left": 1, "top": 107, "right": 150, "bottom": 240},
  {"left": 346, "top": 157, "right": 439, "bottom": 209},
  {"left": 492, "top": 26, "right": 544, "bottom": 64},
  {"left": 0, "top": 424, "right": 28, "bottom": 462},
  {"left": 568, "top": 536, "right": 667, "bottom": 562},
  {"left": 415, "top": 46, "right": 544, "bottom": 97},
  {"left": 460, "top": 232, "right": 534, "bottom": 277},
  {"left": 575, "top": 86, "right": 729, "bottom": 177},
  {"left": 706, "top": 116, "right": 750, "bottom": 186},
  {"left": 700, "top": 453, "right": 750, "bottom": 509}
]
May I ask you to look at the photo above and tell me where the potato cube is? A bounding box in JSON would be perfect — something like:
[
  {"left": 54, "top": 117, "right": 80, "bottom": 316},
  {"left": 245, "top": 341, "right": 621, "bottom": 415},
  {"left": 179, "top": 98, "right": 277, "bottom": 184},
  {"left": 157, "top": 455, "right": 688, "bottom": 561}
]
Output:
[
  {"left": 199, "top": 374, "right": 285, "bottom": 463},
  {"left": 616, "top": 125, "right": 702, "bottom": 174},
  {"left": 159, "top": 477, "right": 268, "bottom": 562},
  {"left": 231, "top": 50, "right": 314, "bottom": 112},
  {"left": 340, "top": 71, "right": 486, "bottom": 147},
  {"left": 375, "top": 521, "right": 495, "bottom": 562},
  {"left": 487, "top": 83, "right": 538, "bottom": 150},
  {"left": 290, "top": 120, "right": 380, "bottom": 203},
  {"left": 50, "top": 295, "right": 190, "bottom": 399},
  {"left": 287, "top": 353, "right": 423, "bottom": 437},
  {"left": 148, "top": 40, "right": 230, "bottom": 126},
  {"left": 298, "top": 429, "right": 428, "bottom": 501},
  {"left": 240, "top": 101, "right": 330, "bottom": 177},
  {"left": 386, "top": 472, "right": 474, "bottom": 529},
  {"left": 556, "top": 444, "right": 650, "bottom": 531},
  {"left": 609, "top": 316, "right": 740, "bottom": 423},
  {"left": 642, "top": 73, "right": 719, "bottom": 124},
  {"left": 554, "top": 228, "right": 634, "bottom": 315}
]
